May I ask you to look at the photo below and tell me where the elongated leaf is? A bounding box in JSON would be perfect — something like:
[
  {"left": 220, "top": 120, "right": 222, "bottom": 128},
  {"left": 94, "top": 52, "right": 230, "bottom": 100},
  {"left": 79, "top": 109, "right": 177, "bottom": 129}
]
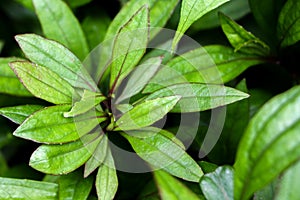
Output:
[
  {"left": 0, "top": 177, "right": 58, "bottom": 199},
  {"left": 146, "top": 83, "right": 249, "bottom": 113},
  {"left": 200, "top": 166, "right": 233, "bottom": 200},
  {"left": 153, "top": 170, "right": 200, "bottom": 200},
  {"left": 58, "top": 170, "right": 94, "bottom": 200},
  {"left": 173, "top": 0, "right": 229, "bottom": 48},
  {"left": 10, "top": 61, "right": 76, "bottom": 104},
  {"left": 0, "top": 105, "right": 44, "bottom": 124},
  {"left": 115, "top": 96, "right": 180, "bottom": 131},
  {"left": 234, "top": 86, "right": 300, "bottom": 200},
  {"left": 96, "top": 147, "right": 118, "bottom": 200},
  {"left": 30, "top": 133, "right": 102, "bottom": 174},
  {"left": 219, "top": 13, "right": 270, "bottom": 56},
  {"left": 277, "top": 0, "right": 300, "bottom": 47},
  {"left": 0, "top": 57, "right": 31, "bottom": 96},
  {"left": 109, "top": 6, "right": 149, "bottom": 90},
  {"left": 33, "top": 0, "right": 89, "bottom": 60},
  {"left": 15, "top": 34, "right": 97, "bottom": 91},
  {"left": 13, "top": 105, "right": 105, "bottom": 144},
  {"left": 122, "top": 128, "right": 203, "bottom": 182}
]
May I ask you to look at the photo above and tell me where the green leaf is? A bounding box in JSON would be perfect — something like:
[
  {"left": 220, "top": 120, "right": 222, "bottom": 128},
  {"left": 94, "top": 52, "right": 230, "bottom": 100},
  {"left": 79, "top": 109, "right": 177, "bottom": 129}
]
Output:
[
  {"left": 198, "top": 161, "right": 218, "bottom": 174},
  {"left": 10, "top": 61, "right": 76, "bottom": 104},
  {"left": 234, "top": 86, "right": 300, "bottom": 200},
  {"left": 13, "top": 105, "right": 105, "bottom": 144},
  {"left": 115, "top": 96, "right": 180, "bottom": 131},
  {"left": 277, "top": 0, "right": 300, "bottom": 47},
  {"left": 219, "top": 12, "right": 270, "bottom": 56},
  {"left": 200, "top": 166, "right": 233, "bottom": 200},
  {"left": 15, "top": 34, "right": 97, "bottom": 91},
  {"left": 0, "top": 57, "right": 31, "bottom": 96},
  {"left": 29, "top": 133, "right": 102, "bottom": 174},
  {"left": 109, "top": 6, "right": 149, "bottom": 90},
  {"left": 146, "top": 83, "right": 249, "bottom": 113},
  {"left": 122, "top": 128, "right": 203, "bottom": 182},
  {"left": 96, "top": 147, "right": 118, "bottom": 200},
  {"left": 115, "top": 57, "right": 162, "bottom": 103},
  {"left": 0, "top": 105, "right": 44, "bottom": 124},
  {"left": 32, "top": 0, "right": 89, "bottom": 60},
  {"left": 153, "top": 170, "right": 200, "bottom": 200},
  {"left": 115, "top": 104, "right": 134, "bottom": 113},
  {"left": 64, "top": 0, "right": 92, "bottom": 8},
  {"left": 0, "top": 177, "right": 58, "bottom": 199},
  {"left": 173, "top": 0, "right": 229, "bottom": 48},
  {"left": 58, "top": 170, "right": 94, "bottom": 200}
]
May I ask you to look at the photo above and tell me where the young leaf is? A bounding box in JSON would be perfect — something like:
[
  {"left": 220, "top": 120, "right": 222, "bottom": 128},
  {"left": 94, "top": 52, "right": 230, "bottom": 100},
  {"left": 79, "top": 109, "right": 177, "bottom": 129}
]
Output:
[
  {"left": 10, "top": 61, "right": 76, "bottom": 104},
  {"left": 13, "top": 105, "right": 104, "bottom": 144},
  {"left": 277, "top": 0, "right": 300, "bottom": 47},
  {"left": 234, "top": 86, "right": 300, "bottom": 200},
  {"left": 0, "top": 177, "right": 58, "bottom": 199},
  {"left": 219, "top": 12, "right": 270, "bottom": 56},
  {"left": 146, "top": 83, "right": 249, "bottom": 113},
  {"left": 32, "top": 0, "right": 89, "bottom": 60},
  {"left": 153, "top": 170, "right": 200, "bottom": 200},
  {"left": 96, "top": 148, "right": 118, "bottom": 200},
  {"left": 115, "top": 96, "right": 180, "bottom": 131},
  {"left": 173, "top": 0, "right": 229, "bottom": 48},
  {"left": 15, "top": 34, "right": 97, "bottom": 91},
  {"left": 122, "top": 128, "right": 203, "bottom": 182},
  {"left": 200, "top": 166, "right": 234, "bottom": 200},
  {"left": 29, "top": 133, "right": 102, "bottom": 175},
  {"left": 0, "top": 105, "right": 44, "bottom": 124}
]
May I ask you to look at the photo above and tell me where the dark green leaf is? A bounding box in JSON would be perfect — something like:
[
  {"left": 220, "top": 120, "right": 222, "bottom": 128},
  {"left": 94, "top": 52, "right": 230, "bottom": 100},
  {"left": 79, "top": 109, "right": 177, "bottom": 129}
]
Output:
[
  {"left": 234, "top": 86, "right": 300, "bottom": 200},
  {"left": 198, "top": 161, "right": 218, "bottom": 174},
  {"left": 64, "top": 0, "right": 92, "bottom": 8}
]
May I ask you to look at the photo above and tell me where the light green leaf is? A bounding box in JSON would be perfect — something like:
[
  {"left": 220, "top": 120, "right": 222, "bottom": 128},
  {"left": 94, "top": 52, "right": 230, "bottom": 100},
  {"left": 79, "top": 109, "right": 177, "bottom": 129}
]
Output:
[
  {"left": 96, "top": 147, "right": 118, "bottom": 200},
  {"left": 277, "top": 0, "right": 300, "bottom": 47},
  {"left": 0, "top": 57, "right": 31, "bottom": 96},
  {"left": 15, "top": 34, "right": 97, "bottom": 91},
  {"left": 234, "top": 86, "right": 300, "bottom": 200},
  {"left": 32, "top": 0, "right": 89, "bottom": 60},
  {"left": 200, "top": 166, "right": 234, "bottom": 200},
  {"left": 115, "top": 104, "right": 134, "bottom": 113},
  {"left": 146, "top": 83, "right": 249, "bottom": 113},
  {"left": 13, "top": 105, "right": 105, "bottom": 144},
  {"left": 173, "top": 0, "right": 229, "bottom": 48},
  {"left": 115, "top": 96, "right": 180, "bottom": 131},
  {"left": 153, "top": 170, "right": 200, "bottom": 200},
  {"left": 0, "top": 105, "right": 44, "bottom": 124},
  {"left": 58, "top": 170, "right": 94, "bottom": 200},
  {"left": 0, "top": 177, "right": 58, "bottom": 199},
  {"left": 10, "top": 61, "right": 76, "bottom": 104},
  {"left": 30, "top": 133, "right": 102, "bottom": 175},
  {"left": 122, "top": 128, "right": 203, "bottom": 182},
  {"left": 219, "top": 12, "right": 270, "bottom": 56},
  {"left": 109, "top": 6, "right": 149, "bottom": 90}
]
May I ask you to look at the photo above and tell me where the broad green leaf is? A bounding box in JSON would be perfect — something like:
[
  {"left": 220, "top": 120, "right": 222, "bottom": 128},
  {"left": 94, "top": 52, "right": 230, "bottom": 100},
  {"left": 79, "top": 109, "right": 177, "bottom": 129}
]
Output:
[
  {"left": 14, "top": 105, "right": 105, "bottom": 144},
  {"left": 10, "top": 61, "right": 76, "bottom": 104},
  {"left": 173, "top": 0, "right": 229, "bottom": 48},
  {"left": 277, "top": 0, "right": 300, "bottom": 47},
  {"left": 64, "top": 0, "right": 92, "bottom": 8},
  {"left": 109, "top": 6, "right": 149, "bottom": 90},
  {"left": 30, "top": 133, "right": 102, "bottom": 174},
  {"left": 58, "top": 170, "right": 94, "bottom": 200},
  {"left": 153, "top": 170, "right": 200, "bottom": 200},
  {"left": 219, "top": 13, "right": 270, "bottom": 56},
  {"left": 0, "top": 177, "right": 58, "bottom": 199},
  {"left": 234, "top": 86, "right": 300, "bottom": 200},
  {"left": 200, "top": 166, "right": 233, "bottom": 200},
  {"left": 0, "top": 105, "right": 44, "bottom": 124},
  {"left": 15, "top": 34, "right": 97, "bottom": 91},
  {"left": 96, "top": 147, "right": 118, "bottom": 200},
  {"left": 115, "top": 96, "right": 180, "bottom": 131},
  {"left": 0, "top": 57, "right": 31, "bottom": 96},
  {"left": 122, "top": 128, "right": 203, "bottom": 182},
  {"left": 116, "top": 57, "right": 162, "bottom": 103},
  {"left": 33, "top": 0, "right": 89, "bottom": 60},
  {"left": 146, "top": 83, "right": 249, "bottom": 113}
]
